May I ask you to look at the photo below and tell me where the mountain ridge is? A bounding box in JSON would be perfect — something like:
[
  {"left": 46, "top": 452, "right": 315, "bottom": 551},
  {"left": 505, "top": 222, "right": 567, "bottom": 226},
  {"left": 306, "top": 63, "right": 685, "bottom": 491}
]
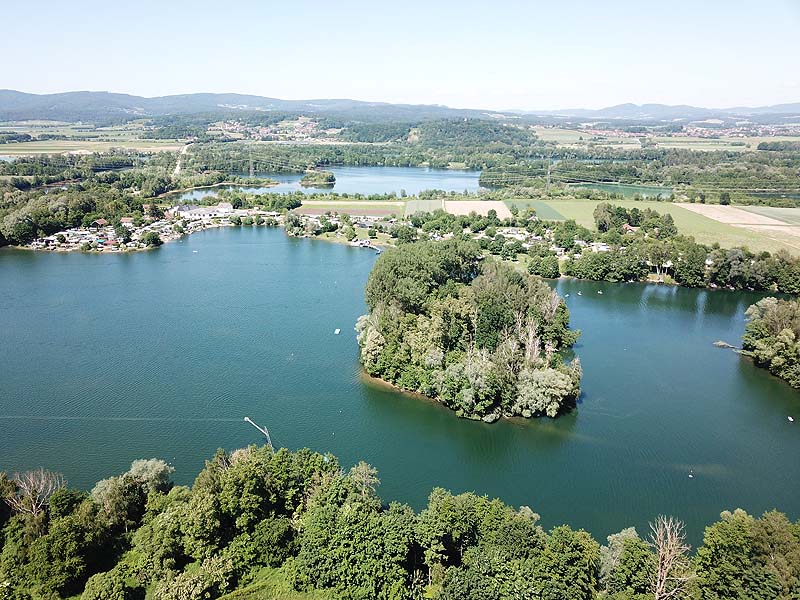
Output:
[{"left": 1, "top": 89, "right": 798, "bottom": 123}]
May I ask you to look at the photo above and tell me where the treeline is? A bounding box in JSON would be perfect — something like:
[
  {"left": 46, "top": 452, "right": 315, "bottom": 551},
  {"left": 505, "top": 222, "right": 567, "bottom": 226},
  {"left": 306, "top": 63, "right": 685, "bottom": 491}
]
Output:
[
  {"left": 743, "top": 297, "right": 800, "bottom": 387},
  {"left": 758, "top": 141, "right": 800, "bottom": 152},
  {"left": 480, "top": 147, "right": 800, "bottom": 200},
  {"left": 399, "top": 204, "right": 800, "bottom": 294},
  {"left": 2, "top": 448, "right": 799, "bottom": 600},
  {"left": 357, "top": 240, "right": 581, "bottom": 421}
]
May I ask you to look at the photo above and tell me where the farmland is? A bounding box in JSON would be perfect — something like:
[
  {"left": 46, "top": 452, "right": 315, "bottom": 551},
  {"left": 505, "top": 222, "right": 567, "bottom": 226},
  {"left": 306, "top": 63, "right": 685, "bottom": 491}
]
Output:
[{"left": 508, "top": 198, "right": 800, "bottom": 254}]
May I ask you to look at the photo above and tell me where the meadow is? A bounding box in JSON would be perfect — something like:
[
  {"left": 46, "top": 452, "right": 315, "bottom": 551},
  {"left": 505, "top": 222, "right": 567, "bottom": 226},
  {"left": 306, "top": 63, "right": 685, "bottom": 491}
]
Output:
[{"left": 507, "top": 198, "right": 800, "bottom": 254}]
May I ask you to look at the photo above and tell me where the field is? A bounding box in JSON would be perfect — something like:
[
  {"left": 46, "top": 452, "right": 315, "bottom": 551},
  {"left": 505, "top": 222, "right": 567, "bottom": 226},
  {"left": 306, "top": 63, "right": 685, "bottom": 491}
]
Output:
[
  {"left": 0, "top": 120, "right": 184, "bottom": 154},
  {"left": 508, "top": 198, "right": 800, "bottom": 254},
  {"left": 296, "top": 200, "right": 404, "bottom": 217},
  {"left": 678, "top": 203, "right": 800, "bottom": 253},
  {"left": 0, "top": 139, "right": 183, "bottom": 154},
  {"left": 404, "top": 199, "right": 443, "bottom": 215},
  {"left": 740, "top": 206, "right": 800, "bottom": 226},
  {"left": 532, "top": 126, "right": 800, "bottom": 152},
  {"left": 443, "top": 200, "right": 512, "bottom": 218}
]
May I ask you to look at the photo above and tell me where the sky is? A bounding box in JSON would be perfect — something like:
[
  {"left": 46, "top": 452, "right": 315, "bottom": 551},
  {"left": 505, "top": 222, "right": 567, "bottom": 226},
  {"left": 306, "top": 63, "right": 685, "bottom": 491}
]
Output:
[{"left": 2, "top": 0, "right": 799, "bottom": 111}]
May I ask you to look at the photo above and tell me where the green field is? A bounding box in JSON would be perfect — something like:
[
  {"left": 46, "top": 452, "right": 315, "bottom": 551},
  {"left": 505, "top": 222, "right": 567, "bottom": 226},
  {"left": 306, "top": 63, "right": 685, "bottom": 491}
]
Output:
[
  {"left": 741, "top": 206, "right": 800, "bottom": 225},
  {"left": 297, "top": 201, "right": 404, "bottom": 217},
  {"left": 510, "top": 198, "right": 799, "bottom": 254},
  {"left": 405, "top": 199, "right": 443, "bottom": 215},
  {"left": 0, "top": 139, "right": 183, "bottom": 154},
  {"left": 532, "top": 126, "right": 800, "bottom": 152}
]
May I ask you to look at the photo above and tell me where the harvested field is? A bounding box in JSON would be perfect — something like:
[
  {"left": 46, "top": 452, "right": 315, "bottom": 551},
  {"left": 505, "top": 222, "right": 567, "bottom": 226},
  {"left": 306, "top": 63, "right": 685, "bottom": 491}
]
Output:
[
  {"left": 677, "top": 203, "right": 800, "bottom": 252},
  {"left": 443, "top": 200, "right": 512, "bottom": 219}
]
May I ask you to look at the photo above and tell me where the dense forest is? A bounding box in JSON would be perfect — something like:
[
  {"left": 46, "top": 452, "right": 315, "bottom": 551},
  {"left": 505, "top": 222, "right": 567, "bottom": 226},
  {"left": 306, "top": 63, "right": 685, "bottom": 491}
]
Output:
[
  {"left": 742, "top": 297, "right": 800, "bottom": 387},
  {"left": 1, "top": 447, "right": 799, "bottom": 600},
  {"left": 356, "top": 240, "right": 581, "bottom": 421}
]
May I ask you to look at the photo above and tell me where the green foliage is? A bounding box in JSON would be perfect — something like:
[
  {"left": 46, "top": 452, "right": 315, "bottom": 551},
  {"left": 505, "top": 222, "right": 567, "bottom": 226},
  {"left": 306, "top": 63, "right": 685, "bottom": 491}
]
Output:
[
  {"left": 359, "top": 242, "right": 580, "bottom": 420},
  {"left": 695, "top": 509, "right": 800, "bottom": 600},
  {"left": 140, "top": 231, "right": 163, "bottom": 247},
  {"left": 742, "top": 297, "right": 800, "bottom": 387},
  {"left": 1, "top": 448, "right": 798, "bottom": 599}
]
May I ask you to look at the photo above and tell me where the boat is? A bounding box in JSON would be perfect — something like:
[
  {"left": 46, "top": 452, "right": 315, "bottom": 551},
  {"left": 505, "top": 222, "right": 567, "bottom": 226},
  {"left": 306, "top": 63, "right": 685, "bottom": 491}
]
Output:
[
  {"left": 790, "top": 416, "right": 795, "bottom": 422},
  {"left": 334, "top": 328, "right": 341, "bottom": 335},
  {"left": 597, "top": 290, "right": 603, "bottom": 294},
  {"left": 577, "top": 291, "right": 582, "bottom": 296}
]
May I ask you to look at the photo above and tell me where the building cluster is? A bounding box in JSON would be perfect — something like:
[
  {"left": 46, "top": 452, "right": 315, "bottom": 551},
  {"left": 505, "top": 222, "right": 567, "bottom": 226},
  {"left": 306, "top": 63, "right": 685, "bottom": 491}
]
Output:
[
  {"left": 27, "top": 219, "right": 182, "bottom": 252},
  {"left": 211, "top": 117, "right": 338, "bottom": 142},
  {"left": 24, "top": 202, "right": 284, "bottom": 253}
]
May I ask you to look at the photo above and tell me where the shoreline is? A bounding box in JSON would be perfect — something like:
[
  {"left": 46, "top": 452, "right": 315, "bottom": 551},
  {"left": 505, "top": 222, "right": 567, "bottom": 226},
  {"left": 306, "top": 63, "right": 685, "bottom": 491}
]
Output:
[{"left": 157, "top": 179, "right": 279, "bottom": 198}]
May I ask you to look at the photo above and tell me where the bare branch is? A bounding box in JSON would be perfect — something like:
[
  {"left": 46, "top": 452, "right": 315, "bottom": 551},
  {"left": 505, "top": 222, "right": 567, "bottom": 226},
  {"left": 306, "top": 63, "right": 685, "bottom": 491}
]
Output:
[
  {"left": 650, "top": 515, "right": 694, "bottom": 600},
  {"left": 4, "top": 468, "right": 66, "bottom": 517}
]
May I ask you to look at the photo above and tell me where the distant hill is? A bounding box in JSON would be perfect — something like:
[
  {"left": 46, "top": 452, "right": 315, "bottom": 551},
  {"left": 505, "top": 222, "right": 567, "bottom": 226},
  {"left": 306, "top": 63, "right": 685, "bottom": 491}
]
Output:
[
  {"left": 0, "top": 90, "right": 798, "bottom": 124},
  {"left": 0, "top": 90, "right": 496, "bottom": 123},
  {"left": 516, "top": 102, "right": 800, "bottom": 122}
]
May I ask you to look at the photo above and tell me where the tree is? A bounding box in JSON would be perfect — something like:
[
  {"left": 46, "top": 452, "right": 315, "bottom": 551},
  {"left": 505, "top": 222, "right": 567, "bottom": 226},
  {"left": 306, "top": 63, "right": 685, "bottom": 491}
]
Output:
[
  {"left": 3, "top": 469, "right": 65, "bottom": 518},
  {"left": 140, "top": 231, "right": 163, "bottom": 247},
  {"left": 649, "top": 515, "right": 693, "bottom": 600},
  {"left": 719, "top": 192, "right": 731, "bottom": 205}
]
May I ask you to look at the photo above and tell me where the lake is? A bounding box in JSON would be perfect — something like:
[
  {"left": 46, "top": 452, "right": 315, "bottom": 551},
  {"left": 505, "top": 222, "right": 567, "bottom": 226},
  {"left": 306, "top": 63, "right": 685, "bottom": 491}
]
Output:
[
  {"left": 1, "top": 227, "right": 798, "bottom": 545},
  {"left": 168, "top": 166, "right": 483, "bottom": 202}
]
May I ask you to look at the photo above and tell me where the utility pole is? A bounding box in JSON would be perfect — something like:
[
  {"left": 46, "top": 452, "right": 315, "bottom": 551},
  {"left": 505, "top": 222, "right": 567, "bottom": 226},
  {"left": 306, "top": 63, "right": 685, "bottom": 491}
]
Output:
[
  {"left": 546, "top": 154, "right": 552, "bottom": 192},
  {"left": 244, "top": 416, "right": 274, "bottom": 451}
]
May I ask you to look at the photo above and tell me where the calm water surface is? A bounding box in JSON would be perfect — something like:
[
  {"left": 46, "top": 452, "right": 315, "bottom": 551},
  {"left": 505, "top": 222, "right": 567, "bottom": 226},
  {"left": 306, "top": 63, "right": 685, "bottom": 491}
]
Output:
[
  {"left": 169, "top": 166, "right": 482, "bottom": 202},
  {"left": 1, "top": 227, "right": 798, "bottom": 544}
]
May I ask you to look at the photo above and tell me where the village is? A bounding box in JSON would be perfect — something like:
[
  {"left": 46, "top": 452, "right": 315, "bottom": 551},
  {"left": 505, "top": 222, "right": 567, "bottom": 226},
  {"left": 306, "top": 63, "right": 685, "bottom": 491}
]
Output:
[{"left": 21, "top": 196, "right": 622, "bottom": 259}]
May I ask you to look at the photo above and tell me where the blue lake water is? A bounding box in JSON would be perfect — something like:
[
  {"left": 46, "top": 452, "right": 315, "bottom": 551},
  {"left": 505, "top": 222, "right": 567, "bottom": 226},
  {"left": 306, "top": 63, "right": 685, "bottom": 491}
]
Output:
[
  {"left": 169, "top": 165, "right": 483, "bottom": 202},
  {"left": 1, "top": 228, "right": 798, "bottom": 545}
]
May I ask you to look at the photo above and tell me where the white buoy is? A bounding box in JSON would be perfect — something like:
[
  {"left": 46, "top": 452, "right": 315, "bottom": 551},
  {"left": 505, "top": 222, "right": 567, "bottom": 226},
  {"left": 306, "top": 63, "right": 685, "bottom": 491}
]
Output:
[{"left": 334, "top": 328, "right": 341, "bottom": 335}]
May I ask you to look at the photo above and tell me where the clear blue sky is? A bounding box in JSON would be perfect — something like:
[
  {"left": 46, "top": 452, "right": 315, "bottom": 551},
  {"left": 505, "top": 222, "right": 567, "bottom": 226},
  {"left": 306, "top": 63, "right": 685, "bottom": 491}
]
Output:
[{"left": 3, "top": 0, "right": 798, "bottom": 110}]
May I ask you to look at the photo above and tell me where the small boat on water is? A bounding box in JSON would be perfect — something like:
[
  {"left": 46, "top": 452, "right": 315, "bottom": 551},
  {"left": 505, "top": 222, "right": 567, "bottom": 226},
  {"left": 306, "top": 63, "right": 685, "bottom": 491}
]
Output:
[
  {"left": 577, "top": 291, "right": 582, "bottom": 296},
  {"left": 334, "top": 328, "right": 341, "bottom": 335},
  {"left": 790, "top": 416, "right": 795, "bottom": 422},
  {"left": 597, "top": 290, "right": 603, "bottom": 294}
]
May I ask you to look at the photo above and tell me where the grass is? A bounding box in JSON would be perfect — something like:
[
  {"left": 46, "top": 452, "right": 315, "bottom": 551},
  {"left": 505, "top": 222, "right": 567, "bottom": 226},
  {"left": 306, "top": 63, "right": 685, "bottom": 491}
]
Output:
[
  {"left": 740, "top": 206, "right": 800, "bottom": 225},
  {"left": 296, "top": 201, "right": 404, "bottom": 217},
  {"left": 0, "top": 139, "right": 183, "bottom": 154},
  {"left": 219, "top": 568, "right": 332, "bottom": 600},
  {"left": 532, "top": 127, "right": 800, "bottom": 152},
  {"left": 405, "top": 199, "right": 443, "bottom": 215},
  {"left": 516, "top": 198, "right": 799, "bottom": 254},
  {"left": 506, "top": 199, "right": 565, "bottom": 220}
]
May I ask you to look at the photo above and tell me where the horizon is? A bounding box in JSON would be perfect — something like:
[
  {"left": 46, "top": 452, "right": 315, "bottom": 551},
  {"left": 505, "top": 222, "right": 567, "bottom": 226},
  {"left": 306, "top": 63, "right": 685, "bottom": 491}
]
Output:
[
  {"left": 1, "top": 0, "right": 798, "bottom": 111},
  {"left": 4, "top": 88, "right": 799, "bottom": 114}
]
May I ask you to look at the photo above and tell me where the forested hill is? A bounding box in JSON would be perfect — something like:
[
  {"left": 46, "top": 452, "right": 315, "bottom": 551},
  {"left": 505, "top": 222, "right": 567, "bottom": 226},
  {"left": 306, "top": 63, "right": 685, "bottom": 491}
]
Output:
[
  {"left": 0, "top": 90, "right": 500, "bottom": 123},
  {"left": 3, "top": 89, "right": 798, "bottom": 124}
]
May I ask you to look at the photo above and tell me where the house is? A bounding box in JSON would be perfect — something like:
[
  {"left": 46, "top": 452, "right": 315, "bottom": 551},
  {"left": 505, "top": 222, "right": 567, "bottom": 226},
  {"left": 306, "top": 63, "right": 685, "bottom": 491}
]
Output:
[
  {"left": 622, "top": 223, "right": 639, "bottom": 233},
  {"left": 91, "top": 218, "right": 108, "bottom": 227}
]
